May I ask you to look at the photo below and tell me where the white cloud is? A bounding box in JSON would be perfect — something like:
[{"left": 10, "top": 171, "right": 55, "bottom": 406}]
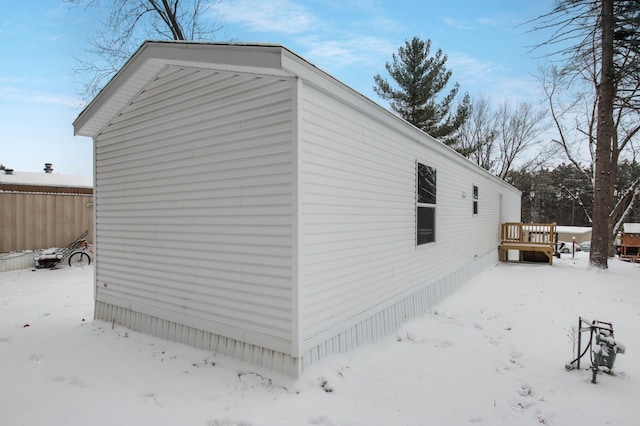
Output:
[
  {"left": 0, "top": 85, "right": 76, "bottom": 108},
  {"left": 298, "top": 35, "right": 395, "bottom": 71},
  {"left": 210, "top": 1, "right": 539, "bottom": 105},
  {"left": 442, "top": 15, "right": 513, "bottom": 31},
  {"left": 45, "top": 4, "right": 69, "bottom": 20},
  {"left": 0, "top": 76, "right": 22, "bottom": 84},
  {"left": 476, "top": 16, "right": 504, "bottom": 27},
  {"left": 448, "top": 52, "right": 500, "bottom": 80},
  {"left": 211, "top": 0, "right": 398, "bottom": 75},
  {"left": 442, "top": 17, "right": 475, "bottom": 31},
  {"left": 447, "top": 52, "right": 540, "bottom": 103},
  {"left": 211, "top": 0, "right": 317, "bottom": 34}
]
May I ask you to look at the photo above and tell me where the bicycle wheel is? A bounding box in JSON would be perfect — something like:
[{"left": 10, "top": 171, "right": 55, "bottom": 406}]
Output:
[{"left": 68, "top": 252, "right": 91, "bottom": 267}]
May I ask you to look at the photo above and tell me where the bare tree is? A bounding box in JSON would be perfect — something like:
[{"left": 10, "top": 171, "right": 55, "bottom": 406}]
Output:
[
  {"left": 494, "top": 101, "right": 550, "bottom": 179},
  {"left": 68, "top": 0, "right": 224, "bottom": 105},
  {"left": 540, "top": 21, "right": 640, "bottom": 261},
  {"left": 532, "top": 0, "right": 640, "bottom": 268},
  {"left": 458, "top": 95, "right": 552, "bottom": 179},
  {"left": 458, "top": 94, "right": 497, "bottom": 171},
  {"left": 540, "top": 65, "right": 596, "bottom": 177}
]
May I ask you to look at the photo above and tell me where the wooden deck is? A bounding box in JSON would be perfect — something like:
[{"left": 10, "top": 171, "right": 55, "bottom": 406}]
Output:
[{"left": 499, "top": 223, "right": 556, "bottom": 265}]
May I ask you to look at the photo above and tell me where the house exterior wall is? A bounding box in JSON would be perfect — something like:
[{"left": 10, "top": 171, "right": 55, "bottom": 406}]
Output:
[
  {"left": 92, "top": 65, "right": 298, "bottom": 355},
  {"left": 297, "top": 83, "right": 521, "bottom": 359},
  {"left": 77, "top": 42, "right": 522, "bottom": 377}
]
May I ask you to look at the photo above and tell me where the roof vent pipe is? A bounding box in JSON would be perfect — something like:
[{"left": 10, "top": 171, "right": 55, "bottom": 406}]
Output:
[{"left": 44, "top": 163, "right": 53, "bottom": 173}]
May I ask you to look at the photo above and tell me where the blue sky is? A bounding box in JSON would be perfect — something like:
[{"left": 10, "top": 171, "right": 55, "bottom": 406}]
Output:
[{"left": 1, "top": 0, "right": 555, "bottom": 177}]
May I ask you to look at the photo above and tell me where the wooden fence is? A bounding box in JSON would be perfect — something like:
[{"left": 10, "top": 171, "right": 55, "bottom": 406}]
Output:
[{"left": 0, "top": 192, "right": 93, "bottom": 252}]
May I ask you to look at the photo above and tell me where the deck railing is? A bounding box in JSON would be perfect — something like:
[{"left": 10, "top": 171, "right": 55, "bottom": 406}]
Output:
[
  {"left": 500, "top": 223, "right": 556, "bottom": 245},
  {"left": 499, "top": 223, "right": 557, "bottom": 264}
]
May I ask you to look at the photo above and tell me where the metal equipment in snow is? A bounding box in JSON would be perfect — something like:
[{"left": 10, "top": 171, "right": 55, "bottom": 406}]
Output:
[
  {"left": 34, "top": 230, "right": 90, "bottom": 269},
  {"left": 566, "top": 317, "right": 626, "bottom": 384}
]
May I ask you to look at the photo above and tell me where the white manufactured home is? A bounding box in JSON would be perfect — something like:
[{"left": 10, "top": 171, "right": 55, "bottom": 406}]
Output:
[{"left": 73, "top": 41, "right": 521, "bottom": 377}]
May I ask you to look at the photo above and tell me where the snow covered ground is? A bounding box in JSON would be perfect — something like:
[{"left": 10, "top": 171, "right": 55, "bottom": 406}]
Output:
[{"left": 1, "top": 252, "right": 638, "bottom": 425}]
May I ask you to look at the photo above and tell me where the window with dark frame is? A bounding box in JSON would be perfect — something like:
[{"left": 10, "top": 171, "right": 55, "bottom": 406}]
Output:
[
  {"left": 473, "top": 185, "right": 478, "bottom": 215},
  {"left": 417, "top": 163, "right": 436, "bottom": 245}
]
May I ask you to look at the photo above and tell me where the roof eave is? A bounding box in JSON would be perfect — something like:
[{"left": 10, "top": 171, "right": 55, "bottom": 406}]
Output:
[{"left": 73, "top": 41, "right": 292, "bottom": 137}]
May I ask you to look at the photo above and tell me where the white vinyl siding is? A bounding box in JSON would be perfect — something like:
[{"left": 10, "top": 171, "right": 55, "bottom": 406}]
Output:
[
  {"left": 93, "top": 66, "right": 296, "bottom": 353},
  {"left": 76, "top": 42, "right": 523, "bottom": 376},
  {"left": 298, "top": 84, "right": 519, "bottom": 348}
]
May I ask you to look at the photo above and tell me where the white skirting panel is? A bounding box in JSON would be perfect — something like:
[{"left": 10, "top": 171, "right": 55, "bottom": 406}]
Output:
[
  {"left": 0, "top": 250, "right": 42, "bottom": 272},
  {"left": 94, "top": 300, "right": 301, "bottom": 377},
  {"left": 300, "top": 248, "right": 498, "bottom": 371},
  {"left": 95, "top": 248, "right": 497, "bottom": 377}
]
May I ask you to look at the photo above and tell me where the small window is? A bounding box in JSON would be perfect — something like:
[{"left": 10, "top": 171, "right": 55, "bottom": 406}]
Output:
[
  {"left": 473, "top": 185, "right": 479, "bottom": 215},
  {"left": 417, "top": 163, "right": 436, "bottom": 245}
]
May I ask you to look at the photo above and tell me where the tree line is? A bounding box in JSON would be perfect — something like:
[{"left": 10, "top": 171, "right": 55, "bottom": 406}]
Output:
[{"left": 507, "top": 160, "right": 640, "bottom": 228}]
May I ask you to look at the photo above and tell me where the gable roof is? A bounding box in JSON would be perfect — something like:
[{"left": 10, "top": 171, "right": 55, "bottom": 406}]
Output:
[
  {"left": 74, "top": 41, "right": 316, "bottom": 137},
  {"left": 73, "top": 40, "right": 451, "bottom": 148},
  {"left": 73, "top": 40, "right": 520, "bottom": 194}
]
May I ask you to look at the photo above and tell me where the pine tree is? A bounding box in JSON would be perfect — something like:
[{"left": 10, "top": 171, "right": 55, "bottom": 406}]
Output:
[{"left": 374, "top": 37, "right": 470, "bottom": 149}]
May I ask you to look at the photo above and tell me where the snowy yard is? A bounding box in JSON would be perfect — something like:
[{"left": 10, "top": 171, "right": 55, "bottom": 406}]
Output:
[{"left": 0, "top": 252, "right": 638, "bottom": 425}]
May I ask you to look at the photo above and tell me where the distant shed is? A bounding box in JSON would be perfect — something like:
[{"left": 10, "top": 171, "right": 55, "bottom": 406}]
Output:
[
  {"left": 619, "top": 223, "right": 640, "bottom": 259},
  {"left": 73, "top": 41, "right": 521, "bottom": 376},
  {"left": 556, "top": 226, "right": 592, "bottom": 245}
]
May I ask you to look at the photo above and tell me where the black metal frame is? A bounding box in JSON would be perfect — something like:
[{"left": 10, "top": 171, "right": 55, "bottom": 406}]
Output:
[
  {"left": 35, "top": 230, "right": 89, "bottom": 269},
  {"left": 571, "top": 317, "right": 616, "bottom": 384}
]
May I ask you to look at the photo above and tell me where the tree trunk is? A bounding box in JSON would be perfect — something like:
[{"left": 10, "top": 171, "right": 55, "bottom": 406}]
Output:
[{"left": 590, "top": 0, "right": 615, "bottom": 268}]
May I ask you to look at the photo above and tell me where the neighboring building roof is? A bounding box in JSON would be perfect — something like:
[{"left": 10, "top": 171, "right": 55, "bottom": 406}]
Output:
[
  {"left": 0, "top": 170, "right": 93, "bottom": 194},
  {"left": 623, "top": 223, "right": 640, "bottom": 234},
  {"left": 556, "top": 226, "right": 592, "bottom": 235}
]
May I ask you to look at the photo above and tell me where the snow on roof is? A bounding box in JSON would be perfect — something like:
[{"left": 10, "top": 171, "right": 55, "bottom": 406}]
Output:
[
  {"left": 0, "top": 171, "right": 93, "bottom": 188},
  {"left": 555, "top": 226, "right": 592, "bottom": 235},
  {"left": 623, "top": 223, "right": 640, "bottom": 234}
]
